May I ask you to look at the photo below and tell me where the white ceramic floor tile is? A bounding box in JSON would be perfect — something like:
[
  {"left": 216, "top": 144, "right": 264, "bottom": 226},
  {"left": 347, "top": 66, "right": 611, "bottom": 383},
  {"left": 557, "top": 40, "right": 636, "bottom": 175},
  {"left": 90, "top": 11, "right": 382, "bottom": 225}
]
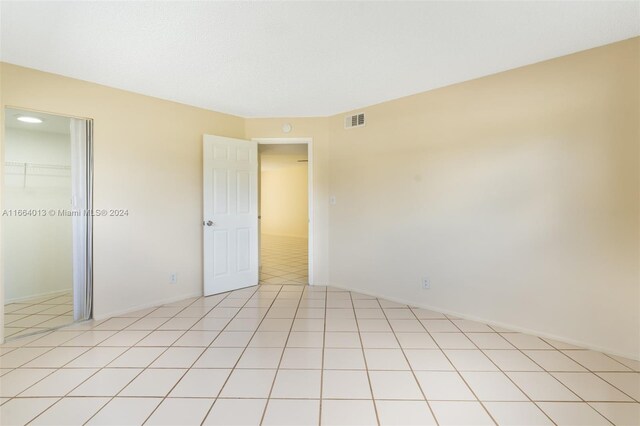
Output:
[
  {"left": 149, "top": 347, "right": 205, "bottom": 368},
  {"left": 552, "top": 372, "right": 633, "bottom": 401},
  {"left": 484, "top": 401, "right": 553, "bottom": 425},
  {"left": 0, "top": 397, "right": 59, "bottom": 426},
  {"left": 590, "top": 402, "right": 640, "bottom": 426},
  {"left": 271, "top": 369, "right": 322, "bottom": 398},
  {"left": 429, "top": 401, "right": 495, "bottom": 425},
  {"left": 119, "top": 368, "right": 185, "bottom": 397},
  {"left": 609, "top": 355, "right": 640, "bottom": 371},
  {"left": 322, "top": 370, "right": 372, "bottom": 399},
  {"left": 30, "top": 397, "right": 110, "bottom": 426},
  {"left": 145, "top": 397, "right": 214, "bottom": 426},
  {"left": 461, "top": 371, "right": 528, "bottom": 401},
  {"left": 422, "top": 320, "right": 459, "bottom": 332},
  {"left": 538, "top": 402, "right": 611, "bottom": 425},
  {"left": 98, "top": 330, "right": 151, "bottom": 347},
  {"left": 431, "top": 333, "right": 476, "bottom": 349},
  {"left": 506, "top": 372, "right": 580, "bottom": 401},
  {"left": 287, "top": 331, "right": 324, "bottom": 348},
  {"left": 249, "top": 331, "right": 289, "bottom": 347},
  {"left": 596, "top": 372, "right": 640, "bottom": 400},
  {"left": 465, "top": 333, "right": 514, "bottom": 349},
  {"left": 524, "top": 350, "right": 588, "bottom": 372},
  {"left": 108, "top": 347, "right": 165, "bottom": 367},
  {"left": 369, "top": 370, "right": 424, "bottom": 400},
  {"left": 193, "top": 347, "right": 243, "bottom": 368},
  {"left": 69, "top": 368, "right": 142, "bottom": 396},
  {"left": 501, "top": 333, "right": 554, "bottom": 350},
  {"left": 219, "top": 369, "right": 277, "bottom": 398},
  {"left": 357, "top": 319, "right": 392, "bottom": 332},
  {"left": 65, "top": 347, "right": 128, "bottom": 367},
  {"left": 61, "top": 331, "right": 117, "bottom": 347},
  {"left": 169, "top": 368, "right": 231, "bottom": 397},
  {"left": 321, "top": 399, "right": 377, "bottom": 426},
  {"left": 484, "top": 350, "right": 543, "bottom": 371},
  {"left": 210, "top": 331, "right": 253, "bottom": 347},
  {"left": 324, "top": 332, "right": 362, "bottom": 348},
  {"left": 412, "top": 308, "right": 447, "bottom": 319},
  {"left": 263, "top": 399, "right": 320, "bottom": 426},
  {"left": 280, "top": 347, "right": 323, "bottom": 369},
  {"left": 415, "top": 371, "right": 476, "bottom": 401},
  {"left": 203, "top": 398, "right": 267, "bottom": 425},
  {"left": 172, "top": 330, "right": 219, "bottom": 347},
  {"left": 405, "top": 349, "right": 454, "bottom": 371},
  {"left": 396, "top": 332, "right": 438, "bottom": 349},
  {"left": 360, "top": 332, "right": 400, "bottom": 349},
  {"left": 0, "top": 347, "right": 52, "bottom": 368},
  {"left": 376, "top": 400, "right": 437, "bottom": 425},
  {"left": 20, "top": 368, "right": 97, "bottom": 397},
  {"left": 135, "top": 330, "right": 184, "bottom": 347},
  {"left": 5, "top": 284, "right": 636, "bottom": 426},
  {"left": 324, "top": 348, "right": 366, "bottom": 370},
  {"left": 444, "top": 350, "right": 499, "bottom": 371},
  {"left": 0, "top": 369, "right": 55, "bottom": 397},
  {"left": 86, "top": 397, "right": 162, "bottom": 425},
  {"left": 452, "top": 319, "right": 493, "bottom": 332},
  {"left": 26, "top": 331, "right": 84, "bottom": 347},
  {"left": 237, "top": 347, "right": 284, "bottom": 369},
  {"left": 364, "top": 348, "right": 410, "bottom": 370},
  {"left": 563, "top": 350, "right": 631, "bottom": 372}
]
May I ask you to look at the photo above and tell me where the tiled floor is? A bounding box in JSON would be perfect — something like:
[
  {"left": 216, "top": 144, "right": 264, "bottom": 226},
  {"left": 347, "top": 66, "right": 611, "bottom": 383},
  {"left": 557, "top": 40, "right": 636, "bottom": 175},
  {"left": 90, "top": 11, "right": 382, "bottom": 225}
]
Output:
[
  {"left": 260, "top": 235, "right": 308, "bottom": 285},
  {"left": 4, "top": 292, "right": 74, "bottom": 340},
  {"left": 1, "top": 285, "right": 638, "bottom": 425}
]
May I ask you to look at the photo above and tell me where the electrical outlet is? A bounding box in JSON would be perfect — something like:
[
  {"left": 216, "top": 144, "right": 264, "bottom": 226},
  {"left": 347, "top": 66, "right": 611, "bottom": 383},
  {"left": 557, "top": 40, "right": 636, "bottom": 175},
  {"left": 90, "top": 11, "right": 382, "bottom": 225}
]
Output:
[
  {"left": 170, "top": 273, "right": 178, "bottom": 284},
  {"left": 422, "top": 277, "right": 430, "bottom": 289}
]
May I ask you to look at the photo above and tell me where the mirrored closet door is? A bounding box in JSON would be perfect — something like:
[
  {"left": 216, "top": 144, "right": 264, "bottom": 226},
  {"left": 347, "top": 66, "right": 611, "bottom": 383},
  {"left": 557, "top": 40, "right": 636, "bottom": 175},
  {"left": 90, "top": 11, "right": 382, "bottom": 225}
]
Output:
[{"left": 3, "top": 108, "right": 92, "bottom": 340}]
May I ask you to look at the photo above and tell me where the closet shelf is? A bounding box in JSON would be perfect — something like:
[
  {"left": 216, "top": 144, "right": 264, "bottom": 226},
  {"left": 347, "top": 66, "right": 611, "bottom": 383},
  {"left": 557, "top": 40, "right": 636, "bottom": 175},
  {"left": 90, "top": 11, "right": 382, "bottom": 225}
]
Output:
[{"left": 5, "top": 161, "right": 71, "bottom": 177}]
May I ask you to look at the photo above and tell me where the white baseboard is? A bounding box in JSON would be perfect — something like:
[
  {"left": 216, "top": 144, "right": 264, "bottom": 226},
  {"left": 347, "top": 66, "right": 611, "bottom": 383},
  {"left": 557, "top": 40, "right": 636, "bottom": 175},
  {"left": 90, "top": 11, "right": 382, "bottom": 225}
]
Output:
[
  {"left": 93, "top": 291, "right": 203, "bottom": 321},
  {"left": 6, "top": 288, "right": 70, "bottom": 304},
  {"left": 329, "top": 283, "right": 640, "bottom": 362}
]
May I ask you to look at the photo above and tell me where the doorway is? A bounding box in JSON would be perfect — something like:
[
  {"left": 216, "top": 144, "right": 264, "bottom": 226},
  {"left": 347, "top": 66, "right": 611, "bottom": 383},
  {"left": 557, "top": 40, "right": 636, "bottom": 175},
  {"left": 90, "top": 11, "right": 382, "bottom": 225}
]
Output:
[
  {"left": 2, "top": 107, "right": 93, "bottom": 341},
  {"left": 256, "top": 138, "right": 312, "bottom": 286}
]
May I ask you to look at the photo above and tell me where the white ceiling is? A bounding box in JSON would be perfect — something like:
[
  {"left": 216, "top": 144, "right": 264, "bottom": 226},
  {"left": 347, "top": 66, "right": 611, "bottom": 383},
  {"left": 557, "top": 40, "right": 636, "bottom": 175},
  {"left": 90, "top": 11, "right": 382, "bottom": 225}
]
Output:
[
  {"left": 5, "top": 108, "right": 71, "bottom": 135},
  {"left": 1, "top": 1, "right": 638, "bottom": 118}
]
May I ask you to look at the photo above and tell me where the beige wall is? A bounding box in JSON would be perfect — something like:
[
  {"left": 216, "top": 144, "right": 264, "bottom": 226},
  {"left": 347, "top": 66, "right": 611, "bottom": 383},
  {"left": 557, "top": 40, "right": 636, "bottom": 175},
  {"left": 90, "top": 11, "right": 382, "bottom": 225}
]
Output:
[
  {"left": 245, "top": 118, "right": 330, "bottom": 285},
  {"left": 261, "top": 164, "right": 308, "bottom": 238},
  {"left": 327, "top": 38, "right": 639, "bottom": 359},
  {"left": 0, "top": 63, "right": 245, "bottom": 341}
]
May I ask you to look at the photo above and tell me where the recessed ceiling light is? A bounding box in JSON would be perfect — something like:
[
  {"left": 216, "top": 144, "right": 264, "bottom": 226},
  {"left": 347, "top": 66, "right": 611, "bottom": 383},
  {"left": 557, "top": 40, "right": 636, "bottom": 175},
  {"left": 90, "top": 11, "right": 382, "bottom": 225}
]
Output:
[{"left": 16, "top": 115, "right": 43, "bottom": 124}]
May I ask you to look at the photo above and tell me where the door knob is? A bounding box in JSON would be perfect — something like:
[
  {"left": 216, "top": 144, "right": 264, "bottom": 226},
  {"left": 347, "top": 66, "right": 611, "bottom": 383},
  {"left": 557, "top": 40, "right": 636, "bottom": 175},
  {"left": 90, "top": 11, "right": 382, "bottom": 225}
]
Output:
[{"left": 205, "top": 220, "right": 215, "bottom": 226}]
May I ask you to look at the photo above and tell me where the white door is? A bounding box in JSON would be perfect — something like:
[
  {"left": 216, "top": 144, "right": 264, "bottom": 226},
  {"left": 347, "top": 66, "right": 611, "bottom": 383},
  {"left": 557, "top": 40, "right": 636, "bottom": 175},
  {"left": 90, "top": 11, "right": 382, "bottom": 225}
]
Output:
[{"left": 203, "top": 134, "right": 259, "bottom": 295}]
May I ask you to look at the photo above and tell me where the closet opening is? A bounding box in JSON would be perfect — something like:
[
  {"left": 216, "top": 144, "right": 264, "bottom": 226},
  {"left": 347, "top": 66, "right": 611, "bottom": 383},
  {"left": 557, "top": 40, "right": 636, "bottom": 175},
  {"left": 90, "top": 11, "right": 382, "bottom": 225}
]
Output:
[{"left": 2, "top": 107, "right": 93, "bottom": 342}]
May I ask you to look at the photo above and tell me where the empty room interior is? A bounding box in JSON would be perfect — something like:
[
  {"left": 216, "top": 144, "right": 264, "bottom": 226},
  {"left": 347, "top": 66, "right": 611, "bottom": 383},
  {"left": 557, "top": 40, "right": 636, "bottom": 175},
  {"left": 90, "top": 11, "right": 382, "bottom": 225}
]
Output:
[{"left": 0, "top": 1, "right": 638, "bottom": 426}]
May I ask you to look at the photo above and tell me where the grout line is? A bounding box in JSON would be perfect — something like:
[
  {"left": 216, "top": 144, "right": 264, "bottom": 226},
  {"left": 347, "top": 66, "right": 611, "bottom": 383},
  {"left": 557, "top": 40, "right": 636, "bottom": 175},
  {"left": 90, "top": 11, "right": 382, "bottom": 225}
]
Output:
[
  {"left": 348, "top": 291, "right": 381, "bottom": 425},
  {"left": 198, "top": 284, "right": 288, "bottom": 426},
  {"left": 318, "top": 284, "right": 328, "bottom": 425},
  {"left": 257, "top": 285, "right": 305, "bottom": 425},
  {"left": 445, "top": 318, "right": 558, "bottom": 426},
  {"left": 377, "top": 306, "right": 440, "bottom": 425}
]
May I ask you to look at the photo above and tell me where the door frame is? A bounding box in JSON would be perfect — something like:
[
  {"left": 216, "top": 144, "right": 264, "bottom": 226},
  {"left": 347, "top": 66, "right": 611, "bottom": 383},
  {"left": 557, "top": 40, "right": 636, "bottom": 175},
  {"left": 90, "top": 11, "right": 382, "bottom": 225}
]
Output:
[{"left": 252, "top": 137, "right": 314, "bottom": 286}]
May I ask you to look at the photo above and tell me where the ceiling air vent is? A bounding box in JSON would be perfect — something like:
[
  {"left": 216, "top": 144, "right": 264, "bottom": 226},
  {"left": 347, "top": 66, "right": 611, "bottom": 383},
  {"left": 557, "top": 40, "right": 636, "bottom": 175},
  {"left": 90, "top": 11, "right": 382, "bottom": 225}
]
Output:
[{"left": 345, "top": 112, "right": 365, "bottom": 129}]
